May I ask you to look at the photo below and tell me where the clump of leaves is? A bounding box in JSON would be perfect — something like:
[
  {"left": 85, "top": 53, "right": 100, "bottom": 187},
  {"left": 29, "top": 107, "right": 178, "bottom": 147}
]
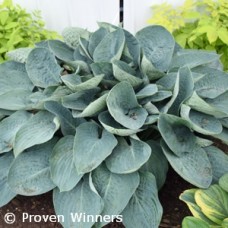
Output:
[
  {"left": 148, "top": 0, "right": 228, "bottom": 70},
  {"left": 0, "top": 22, "right": 228, "bottom": 228},
  {"left": 0, "top": 0, "right": 60, "bottom": 62},
  {"left": 180, "top": 172, "right": 228, "bottom": 228}
]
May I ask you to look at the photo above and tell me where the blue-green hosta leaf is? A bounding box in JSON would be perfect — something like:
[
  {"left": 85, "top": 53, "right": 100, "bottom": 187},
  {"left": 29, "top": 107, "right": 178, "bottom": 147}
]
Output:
[
  {"left": 220, "top": 118, "right": 228, "bottom": 128},
  {"left": 148, "top": 91, "right": 172, "bottom": 103},
  {"left": 0, "top": 152, "right": 17, "bottom": 207},
  {"left": 61, "top": 73, "right": 81, "bottom": 90},
  {"left": 180, "top": 104, "right": 223, "bottom": 135},
  {"left": 123, "top": 29, "right": 140, "bottom": 66},
  {"left": 140, "top": 55, "right": 165, "bottom": 81},
  {"left": 50, "top": 136, "right": 82, "bottom": 192},
  {"left": 136, "top": 25, "right": 175, "bottom": 72},
  {"left": 26, "top": 47, "right": 61, "bottom": 88},
  {"left": 141, "top": 140, "right": 168, "bottom": 190},
  {"left": 193, "top": 67, "right": 228, "bottom": 99},
  {"left": 206, "top": 91, "right": 228, "bottom": 116},
  {"left": 143, "top": 102, "right": 159, "bottom": 115},
  {"left": 0, "top": 89, "right": 32, "bottom": 110},
  {"left": 168, "top": 66, "right": 194, "bottom": 115},
  {"left": 92, "top": 164, "right": 140, "bottom": 227},
  {"left": 62, "top": 27, "right": 90, "bottom": 48},
  {"left": 0, "top": 62, "right": 33, "bottom": 96},
  {"left": 79, "top": 37, "right": 93, "bottom": 60},
  {"left": 107, "top": 82, "right": 148, "bottom": 130},
  {"left": 63, "top": 75, "right": 103, "bottom": 92},
  {"left": 73, "top": 122, "right": 117, "bottom": 175},
  {"left": 219, "top": 173, "right": 228, "bottom": 193},
  {"left": 182, "top": 217, "right": 210, "bottom": 228},
  {"left": 161, "top": 140, "right": 212, "bottom": 188},
  {"left": 0, "top": 109, "right": 13, "bottom": 120},
  {"left": 6, "top": 47, "right": 33, "bottom": 63},
  {"left": 90, "top": 62, "right": 115, "bottom": 81},
  {"left": 106, "top": 137, "right": 151, "bottom": 174},
  {"left": 160, "top": 73, "right": 179, "bottom": 113},
  {"left": 98, "top": 111, "right": 143, "bottom": 136},
  {"left": 180, "top": 189, "right": 215, "bottom": 225},
  {"left": 44, "top": 101, "right": 84, "bottom": 136},
  {"left": 14, "top": 111, "right": 60, "bottom": 157},
  {"left": 0, "top": 111, "right": 32, "bottom": 153},
  {"left": 196, "top": 137, "right": 213, "bottom": 148},
  {"left": 156, "top": 72, "right": 177, "bottom": 90},
  {"left": 185, "top": 92, "right": 227, "bottom": 118},
  {"left": 62, "top": 87, "right": 100, "bottom": 110},
  {"left": 122, "top": 172, "right": 163, "bottom": 228},
  {"left": 72, "top": 93, "right": 107, "bottom": 118},
  {"left": 8, "top": 139, "right": 57, "bottom": 196},
  {"left": 144, "top": 115, "right": 159, "bottom": 125},
  {"left": 93, "top": 29, "right": 125, "bottom": 62},
  {"left": 204, "top": 146, "right": 228, "bottom": 183},
  {"left": 112, "top": 60, "right": 143, "bottom": 87},
  {"left": 170, "top": 50, "right": 220, "bottom": 69},
  {"left": 158, "top": 114, "right": 197, "bottom": 156},
  {"left": 136, "top": 84, "right": 158, "bottom": 99},
  {"left": 48, "top": 40, "right": 75, "bottom": 61},
  {"left": 53, "top": 175, "right": 104, "bottom": 228},
  {"left": 88, "top": 27, "right": 108, "bottom": 56},
  {"left": 195, "top": 185, "right": 228, "bottom": 225}
]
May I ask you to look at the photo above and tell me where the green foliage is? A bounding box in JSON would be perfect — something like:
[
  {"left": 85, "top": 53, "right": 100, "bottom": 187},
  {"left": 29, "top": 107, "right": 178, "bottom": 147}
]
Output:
[
  {"left": 180, "top": 173, "right": 228, "bottom": 227},
  {"left": 0, "top": 0, "right": 60, "bottom": 62},
  {"left": 148, "top": 0, "right": 228, "bottom": 70},
  {"left": 0, "top": 22, "right": 228, "bottom": 228}
]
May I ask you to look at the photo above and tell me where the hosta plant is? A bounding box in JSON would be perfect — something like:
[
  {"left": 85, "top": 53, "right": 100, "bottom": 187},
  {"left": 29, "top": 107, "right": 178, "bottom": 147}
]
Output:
[
  {"left": 180, "top": 172, "right": 228, "bottom": 227},
  {"left": 0, "top": 22, "right": 228, "bottom": 228}
]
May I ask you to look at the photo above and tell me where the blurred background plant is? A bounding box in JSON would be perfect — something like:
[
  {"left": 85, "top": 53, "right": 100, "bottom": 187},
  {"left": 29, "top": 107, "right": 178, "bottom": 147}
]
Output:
[
  {"left": 148, "top": 0, "right": 228, "bottom": 70},
  {"left": 0, "top": 0, "right": 60, "bottom": 62}
]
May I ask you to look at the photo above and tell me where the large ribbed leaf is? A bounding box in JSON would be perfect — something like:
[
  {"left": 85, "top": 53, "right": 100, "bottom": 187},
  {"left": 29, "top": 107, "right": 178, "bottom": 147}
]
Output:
[
  {"left": 0, "top": 111, "right": 32, "bottom": 153},
  {"left": 141, "top": 140, "right": 168, "bottom": 190},
  {"left": 206, "top": 91, "right": 228, "bottom": 116},
  {"left": 136, "top": 25, "right": 175, "bottom": 72},
  {"left": 44, "top": 101, "right": 84, "bottom": 136},
  {"left": 170, "top": 50, "right": 220, "bottom": 69},
  {"left": 62, "top": 88, "right": 100, "bottom": 110},
  {"left": 93, "top": 29, "right": 125, "bottom": 62},
  {"left": 106, "top": 137, "right": 151, "bottom": 174},
  {"left": 161, "top": 140, "right": 212, "bottom": 188},
  {"left": 50, "top": 136, "right": 82, "bottom": 192},
  {"left": 0, "top": 62, "right": 33, "bottom": 95},
  {"left": 185, "top": 92, "right": 227, "bottom": 118},
  {"left": 122, "top": 172, "right": 162, "bottom": 228},
  {"left": 8, "top": 139, "right": 57, "bottom": 196},
  {"left": 88, "top": 27, "right": 108, "bottom": 56},
  {"left": 53, "top": 175, "right": 104, "bottom": 228},
  {"left": 72, "top": 93, "right": 107, "bottom": 118},
  {"left": 98, "top": 111, "right": 143, "bottom": 136},
  {"left": 14, "top": 111, "right": 60, "bottom": 157},
  {"left": 0, "top": 152, "right": 17, "bottom": 207},
  {"left": 73, "top": 122, "right": 117, "bottom": 175},
  {"left": 195, "top": 185, "right": 228, "bottom": 225},
  {"left": 107, "top": 82, "right": 148, "bottom": 130},
  {"left": 193, "top": 67, "right": 228, "bottom": 99},
  {"left": 92, "top": 164, "right": 140, "bottom": 227},
  {"left": 180, "top": 104, "right": 223, "bottom": 135},
  {"left": 26, "top": 47, "right": 61, "bottom": 88},
  {"left": 112, "top": 60, "right": 143, "bottom": 87},
  {"left": 168, "top": 66, "right": 194, "bottom": 115},
  {"left": 0, "top": 89, "right": 32, "bottom": 110},
  {"left": 63, "top": 75, "right": 103, "bottom": 92},
  {"left": 182, "top": 217, "right": 210, "bottom": 228},
  {"left": 158, "top": 114, "right": 197, "bottom": 156},
  {"left": 48, "top": 40, "right": 74, "bottom": 61},
  {"left": 204, "top": 146, "right": 228, "bottom": 183}
]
